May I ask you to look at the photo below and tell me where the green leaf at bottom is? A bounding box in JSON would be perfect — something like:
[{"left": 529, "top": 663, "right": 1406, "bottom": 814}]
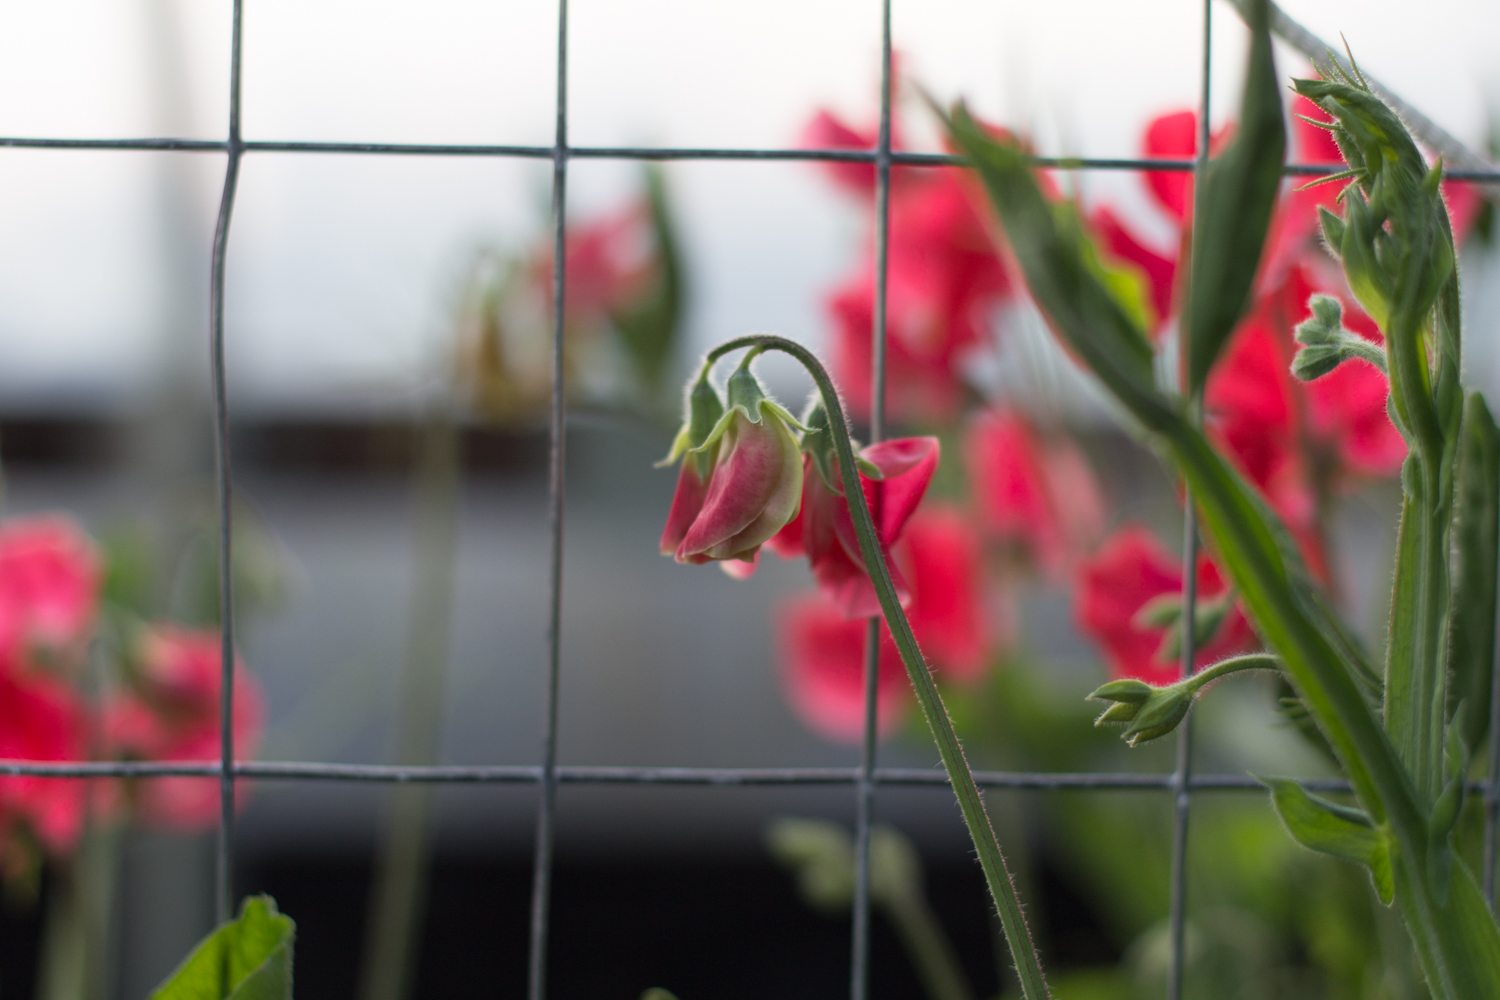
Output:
[
  {"left": 151, "top": 895, "right": 295, "bottom": 1000},
  {"left": 1261, "top": 776, "right": 1394, "bottom": 905}
]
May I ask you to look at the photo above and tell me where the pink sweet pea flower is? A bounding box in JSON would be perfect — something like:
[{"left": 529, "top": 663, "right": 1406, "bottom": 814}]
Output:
[
  {"left": 667, "top": 366, "right": 805, "bottom": 576},
  {"left": 776, "top": 508, "right": 993, "bottom": 743},
  {"left": 535, "top": 201, "right": 653, "bottom": 330},
  {"left": 777, "top": 593, "right": 909, "bottom": 743},
  {"left": 104, "top": 627, "right": 264, "bottom": 830},
  {"left": 0, "top": 667, "right": 88, "bottom": 866},
  {"left": 1075, "top": 527, "right": 1255, "bottom": 687},
  {"left": 0, "top": 516, "right": 101, "bottom": 666},
  {"left": 768, "top": 436, "right": 938, "bottom": 618},
  {"left": 895, "top": 506, "right": 997, "bottom": 680},
  {"left": 963, "top": 407, "right": 1104, "bottom": 580}
]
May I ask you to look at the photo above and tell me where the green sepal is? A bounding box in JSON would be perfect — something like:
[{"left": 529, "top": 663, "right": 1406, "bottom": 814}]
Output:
[
  {"left": 1132, "top": 594, "right": 1183, "bottom": 631},
  {"left": 797, "top": 399, "right": 842, "bottom": 493},
  {"left": 1183, "top": 0, "right": 1286, "bottom": 394},
  {"left": 656, "top": 370, "right": 726, "bottom": 479},
  {"left": 1291, "top": 294, "right": 1387, "bottom": 381},
  {"left": 150, "top": 896, "right": 295, "bottom": 1000},
  {"left": 688, "top": 362, "right": 808, "bottom": 462},
  {"left": 1450, "top": 393, "right": 1500, "bottom": 753},
  {"left": 1318, "top": 206, "right": 1346, "bottom": 257},
  {"left": 1261, "top": 776, "right": 1395, "bottom": 905}
]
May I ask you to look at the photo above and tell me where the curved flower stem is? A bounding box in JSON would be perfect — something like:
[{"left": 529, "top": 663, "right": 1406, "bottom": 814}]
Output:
[{"left": 705, "top": 335, "right": 1051, "bottom": 1000}]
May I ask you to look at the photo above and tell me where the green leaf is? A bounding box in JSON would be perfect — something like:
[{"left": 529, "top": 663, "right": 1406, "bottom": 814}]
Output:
[
  {"left": 1450, "top": 392, "right": 1500, "bottom": 753},
  {"left": 612, "top": 165, "right": 685, "bottom": 391},
  {"left": 639, "top": 991, "right": 681, "bottom": 1000},
  {"left": 1261, "top": 777, "right": 1394, "bottom": 904},
  {"left": 1183, "top": 0, "right": 1286, "bottom": 394},
  {"left": 940, "top": 102, "right": 1179, "bottom": 434},
  {"left": 151, "top": 896, "right": 295, "bottom": 1000}
]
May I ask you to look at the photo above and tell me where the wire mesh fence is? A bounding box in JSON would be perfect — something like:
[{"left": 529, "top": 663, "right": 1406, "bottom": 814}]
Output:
[{"left": 2, "top": 1, "right": 1500, "bottom": 998}]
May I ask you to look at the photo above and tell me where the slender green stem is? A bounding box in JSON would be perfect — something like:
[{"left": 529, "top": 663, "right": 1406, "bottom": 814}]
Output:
[
  {"left": 1179, "top": 652, "right": 1281, "bottom": 695},
  {"left": 706, "top": 335, "right": 1051, "bottom": 999},
  {"left": 882, "top": 890, "right": 976, "bottom": 1000},
  {"left": 358, "top": 406, "right": 463, "bottom": 1000}
]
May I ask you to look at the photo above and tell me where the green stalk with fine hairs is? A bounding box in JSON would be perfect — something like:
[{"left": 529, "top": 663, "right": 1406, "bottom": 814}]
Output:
[{"left": 702, "top": 335, "right": 1051, "bottom": 1000}]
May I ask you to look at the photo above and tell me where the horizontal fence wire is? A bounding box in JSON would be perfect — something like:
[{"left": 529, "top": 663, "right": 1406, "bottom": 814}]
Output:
[
  {"left": 0, "top": 758, "right": 1478, "bottom": 796},
  {"left": 0, "top": 136, "right": 1497, "bottom": 181}
]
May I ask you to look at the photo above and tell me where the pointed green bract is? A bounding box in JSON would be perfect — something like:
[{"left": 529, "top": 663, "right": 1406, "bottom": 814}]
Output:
[
  {"left": 1262, "top": 777, "right": 1394, "bottom": 905},
  {"left": 151, "top": 896, "right": 295, "bottom": 1000},
  {"left": 1183, "top": 0, "right": 1286, "bottom": 394}
]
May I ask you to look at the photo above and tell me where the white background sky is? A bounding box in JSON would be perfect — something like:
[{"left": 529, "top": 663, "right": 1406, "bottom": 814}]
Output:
[{"left": 0, "top": 0, "right": 1496, "bottom": 412}]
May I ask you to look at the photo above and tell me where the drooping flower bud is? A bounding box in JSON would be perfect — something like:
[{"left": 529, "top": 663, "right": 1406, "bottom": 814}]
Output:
[
  {"left": 657, "top": 371, "right": 726, "bottom": 557},
  {"left": 666, "top": 360, "right": 805, "bottom": 576}
]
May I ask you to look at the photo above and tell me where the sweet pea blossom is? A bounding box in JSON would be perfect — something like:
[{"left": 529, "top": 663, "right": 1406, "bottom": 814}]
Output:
[
  {"left": 804, "top": 74, "right": 1020, "bottom": 421},
  {"left": 777, "top": 506, "right": 994, "bottom": 742},
  {"left": 662, "top": 364, "right": 805, "bottom": 577},
  {"left": 103, "top": 627, "right": 264, "bottom": 829},
  {"left": 1075, "top": 527, "right": 1255, "bottom": 687},
  {"left": 0, "top": 516, "right": 101, "bottom": 665},
  {"left": 0, "top": 667, "right": 88, "bottom": 868},
  {"left": 767, "top": 428, "right": 938, "bottom": 618},
  {"left": 963, "top": 407, "right": 1104, "bottom": 580},
  {"left": 777, "top": 594, "right": 909, "bottom": 742},
  {"left": 896, "top": 505, "right": 998, "bottom": 679}
]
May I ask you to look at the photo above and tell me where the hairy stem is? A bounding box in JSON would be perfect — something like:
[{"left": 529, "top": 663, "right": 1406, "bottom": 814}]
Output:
[{"left": 705, "top": 335, "right": 1050, "bottom": 999}]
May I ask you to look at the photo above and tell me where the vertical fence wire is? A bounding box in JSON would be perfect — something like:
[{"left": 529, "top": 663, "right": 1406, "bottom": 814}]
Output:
[
  {"left": 528, "top": 1, "right": 570, "bottom": 996},
  {"left": 211, "top": 0, "right": 246, "bottom": 928},
  {"left": 851, "top": 3, "right": 896, "bottom": 997},
  {"left": 1165, "top": 2, "right": 1213, "bottom": 995}
]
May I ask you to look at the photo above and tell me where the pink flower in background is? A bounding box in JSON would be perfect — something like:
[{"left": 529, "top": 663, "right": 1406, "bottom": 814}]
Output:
[
  {"left": 896, "top": 506, "right": 997, "bottom": 680},
  {"left": 768, "top": 436, "right": 938, "bottom": 618},
  {"left": 777, "top": 594, "right": 909, "bottom": 742},
  {"left": 778, "top": 507, "right": 993, "bottom": 741},
  {"left": 0, "top": 516, "right": 101, "bottom": 664},
  {"left": 104, "top": 627, "right": 264, "bottom": 830},
  {"left": 0, "top": 668, "right": 88, "bottom": 865},
  {"left": 963, "top": 407, "right": 1104, "bottom": 580},
  {"left": 805, "top": 76, "right": 1021, "bottom": 421},
  {"left": 535, "top": 202, "right": 653, "bottom": 328},
  {"left": 1074, "top": 527, "right": 1255, "bottom": 687}
]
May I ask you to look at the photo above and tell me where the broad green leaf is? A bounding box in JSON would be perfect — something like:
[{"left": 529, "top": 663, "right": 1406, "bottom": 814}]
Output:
[
  {"left": 612, "top": 164, "right": 684, "bottom": 391},
  {"left": 1261, "top": 776, "right": 1394, "bottom": 904},
  {"left": 640, "top": 991, "right": 681, "bottom": 1000},
  {"left": 1450, "top": 392, "right": 1500, "bottom": 753},
  {"left": 151, "top": 896, "right": 295, "bottom": 1000},
  {"left": 940, "top": 103, "right": 1179, "bottom": 434},
  {"left": 1183, "top": 0, "right": 1286, "bottom": 394}
]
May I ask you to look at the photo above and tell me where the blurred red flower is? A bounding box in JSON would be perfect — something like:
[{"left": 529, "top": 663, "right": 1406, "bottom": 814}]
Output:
[
  {"left": 0, "top": 668, "right": 88, "bottom": 867},
  {"left": 777, "top": 595, "right": 908, "bottom": 742},
  {"left": 804, "top": 77, "right": 1021, "bottom": 421},
  {"left": 104, "top": 627, "right": 264, "bottom": 830},
  {"left": 535, "top": 201, "right": 654, "bottom": 330},
  {"left": 964, "top": 407, "right": 1104, "bottom": 580},
  {"left": 768, "top": 436, "right": 938, "bottom": 618},
  {"left": 897, "top": 505, "right": 998, "bottom": 680},
  {"left": 777, "top": 505, "right": 995, "bottom": 741},
  {"left": 0, "top": 516, "right": 101, "bottom": 666},
  {"left": 1075, "top": 527, "right": 1255, "bottom": 687}
]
